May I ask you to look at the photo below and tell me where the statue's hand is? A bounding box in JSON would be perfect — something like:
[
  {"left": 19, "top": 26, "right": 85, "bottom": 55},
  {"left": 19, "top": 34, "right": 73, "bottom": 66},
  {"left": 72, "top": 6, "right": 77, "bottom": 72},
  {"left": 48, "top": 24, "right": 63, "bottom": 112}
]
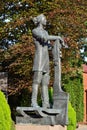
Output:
[
  {"left": 63, "top": 43, "right": 68, "bottom": 48},
  {"left": 59, "top": 37, "right": 69, "bottom": 48},
  {"left": 63, "top": 37, "right": 69, "bottom": 48}
]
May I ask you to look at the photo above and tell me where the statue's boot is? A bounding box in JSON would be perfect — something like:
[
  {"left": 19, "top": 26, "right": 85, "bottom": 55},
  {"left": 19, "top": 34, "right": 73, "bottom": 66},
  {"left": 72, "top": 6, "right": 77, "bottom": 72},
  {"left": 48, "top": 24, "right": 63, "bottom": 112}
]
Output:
[
  {"left": 41, "top": 73, "right": 50, "bottom": 108},
  {"left": 31, "top": 84, "right": 39, "bottom": 108}
]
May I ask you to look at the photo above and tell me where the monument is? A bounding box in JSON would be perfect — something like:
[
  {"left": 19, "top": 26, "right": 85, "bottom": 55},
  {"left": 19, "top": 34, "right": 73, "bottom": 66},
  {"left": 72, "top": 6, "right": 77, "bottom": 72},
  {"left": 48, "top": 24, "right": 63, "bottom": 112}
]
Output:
[{"left": 16, "top": 14, "right": 69, "bottom": 126}]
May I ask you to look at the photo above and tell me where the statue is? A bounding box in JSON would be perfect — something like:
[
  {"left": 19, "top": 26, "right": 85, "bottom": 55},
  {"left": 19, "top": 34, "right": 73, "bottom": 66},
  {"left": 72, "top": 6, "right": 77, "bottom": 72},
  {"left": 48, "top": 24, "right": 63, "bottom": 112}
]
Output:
[
  {"left": 16, "top": 14, "right": 69, "bottom": 126},
  {"left": 31, "top": 14, "right": 65, "bottom": 108}
]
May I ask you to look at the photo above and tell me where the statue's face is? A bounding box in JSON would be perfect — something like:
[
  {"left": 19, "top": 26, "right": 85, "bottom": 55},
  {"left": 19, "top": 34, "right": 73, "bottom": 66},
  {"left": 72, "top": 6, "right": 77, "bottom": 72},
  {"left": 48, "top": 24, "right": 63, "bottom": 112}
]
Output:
[{"left": 41, "top": 16, "right": 47, "bottom": 25}]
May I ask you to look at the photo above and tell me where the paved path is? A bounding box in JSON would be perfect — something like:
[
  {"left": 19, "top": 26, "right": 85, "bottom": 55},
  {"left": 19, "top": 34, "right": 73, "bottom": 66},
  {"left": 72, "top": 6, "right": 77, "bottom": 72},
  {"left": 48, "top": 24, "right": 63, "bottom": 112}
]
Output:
[
  {"left": 16, "top": 124, "right": 87, "bottom": 130},
  {"left": 16, "top": 124, "right": 67, "bottom": 130},
  {"left": 76, "top": 125, "right": 87, "bottom": 130}
]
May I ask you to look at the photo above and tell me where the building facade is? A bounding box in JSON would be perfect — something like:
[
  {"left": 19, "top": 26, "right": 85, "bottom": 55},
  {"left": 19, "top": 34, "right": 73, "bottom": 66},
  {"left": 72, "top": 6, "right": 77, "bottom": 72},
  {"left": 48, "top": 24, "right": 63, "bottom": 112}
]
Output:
[{"left": 83, "top": 64, "right": 87, "bottom": 122}]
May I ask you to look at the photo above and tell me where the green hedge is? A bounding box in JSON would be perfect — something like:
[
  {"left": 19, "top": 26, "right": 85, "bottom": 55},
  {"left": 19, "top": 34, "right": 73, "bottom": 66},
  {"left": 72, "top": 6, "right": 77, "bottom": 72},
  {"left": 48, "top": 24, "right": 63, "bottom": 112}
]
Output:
[
  {"left": 63, "top": 75, "right": 84, "bottom": 122},
  {"left": 0, "top": 91, "right": 15, "bottom": 130}
]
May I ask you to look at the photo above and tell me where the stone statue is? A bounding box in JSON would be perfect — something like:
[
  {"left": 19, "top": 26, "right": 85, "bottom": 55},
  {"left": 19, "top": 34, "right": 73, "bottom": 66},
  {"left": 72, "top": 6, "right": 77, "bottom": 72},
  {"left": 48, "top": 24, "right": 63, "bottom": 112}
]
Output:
[
  {"left": 31, "top": 14, "right": 65, "bottom": 108},
  {"left": 16, "top": 14, "right": 69, "bottom": 126}
]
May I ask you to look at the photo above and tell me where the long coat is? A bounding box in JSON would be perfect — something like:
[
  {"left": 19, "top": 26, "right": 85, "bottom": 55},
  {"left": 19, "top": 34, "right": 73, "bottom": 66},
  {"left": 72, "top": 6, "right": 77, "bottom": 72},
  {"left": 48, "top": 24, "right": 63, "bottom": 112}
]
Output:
[{"left": 32, "top": 27, "right": 49, "bottom": 73}]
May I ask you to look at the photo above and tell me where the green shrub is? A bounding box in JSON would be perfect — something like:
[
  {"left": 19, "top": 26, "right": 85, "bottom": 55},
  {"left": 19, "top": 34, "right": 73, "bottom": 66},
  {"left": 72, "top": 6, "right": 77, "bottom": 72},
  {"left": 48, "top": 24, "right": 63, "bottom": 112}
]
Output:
[
  {"left": 10, "top": 121, "right": 15, "bottom": 130},
  {"left": 67, "top": 102, "right": 76, "bottom": 130},
  {"left": 0, "top": 91, "right": 15, "bottom": 130}
]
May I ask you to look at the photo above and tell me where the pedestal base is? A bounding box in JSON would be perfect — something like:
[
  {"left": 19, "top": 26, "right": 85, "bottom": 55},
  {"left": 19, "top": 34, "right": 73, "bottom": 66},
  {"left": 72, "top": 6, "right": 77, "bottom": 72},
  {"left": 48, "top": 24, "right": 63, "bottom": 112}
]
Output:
[
  {"left": 53, "top": 92, "right": 69, "bottom": 125},
  {"left": 16, "top": 107, "right": 61, "bottom": 125},
  {"left": 16, "top": 92, "right": 69, "bottom": 126},
  {"left": 15, "top": 124, "right": 67, "bottom": 130}
]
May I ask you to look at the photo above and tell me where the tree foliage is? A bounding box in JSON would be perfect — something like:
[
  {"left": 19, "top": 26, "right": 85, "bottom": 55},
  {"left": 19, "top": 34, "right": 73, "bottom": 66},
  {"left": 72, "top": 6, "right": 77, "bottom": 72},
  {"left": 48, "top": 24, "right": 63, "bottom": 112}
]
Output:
[{"left": 0, "top": 1, "right": 85, "bottom": 102}]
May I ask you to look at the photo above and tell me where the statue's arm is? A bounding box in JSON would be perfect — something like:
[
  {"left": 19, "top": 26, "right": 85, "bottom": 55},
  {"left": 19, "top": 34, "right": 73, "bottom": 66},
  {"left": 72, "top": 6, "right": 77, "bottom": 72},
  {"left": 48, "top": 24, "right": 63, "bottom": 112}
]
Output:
[
  {"left": 32, "top": 29, "right": 60, "bottom": 42},
  {"left": 32, "top": 29, "right": 66, "bottom": 47},
  {"left": 47, "top": 35, "right": 65, "bottom": 47},
  {"left": 47, "top": 35, "right": 60, "bottom": 41}
]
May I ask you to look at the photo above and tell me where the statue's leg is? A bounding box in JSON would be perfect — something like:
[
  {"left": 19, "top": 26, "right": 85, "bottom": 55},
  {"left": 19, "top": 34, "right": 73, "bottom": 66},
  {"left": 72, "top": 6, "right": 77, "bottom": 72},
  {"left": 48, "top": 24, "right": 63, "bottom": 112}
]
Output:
[
  {"left": 31, "top": 71, "right": 42, "bottom": 107},
  {"left": 41, "top": 72, "right": 50, "bottom": 108}
]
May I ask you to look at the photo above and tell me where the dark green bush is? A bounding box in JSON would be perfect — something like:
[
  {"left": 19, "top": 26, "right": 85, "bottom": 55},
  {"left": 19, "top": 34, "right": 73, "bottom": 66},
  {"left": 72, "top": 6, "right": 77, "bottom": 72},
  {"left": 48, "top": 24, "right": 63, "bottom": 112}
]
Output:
[
  {"left": 0, "top": 91, "right": 15, "bottom": 130},
  {"left": 63, "top": 75, "right": 84, "bottom": 122}
]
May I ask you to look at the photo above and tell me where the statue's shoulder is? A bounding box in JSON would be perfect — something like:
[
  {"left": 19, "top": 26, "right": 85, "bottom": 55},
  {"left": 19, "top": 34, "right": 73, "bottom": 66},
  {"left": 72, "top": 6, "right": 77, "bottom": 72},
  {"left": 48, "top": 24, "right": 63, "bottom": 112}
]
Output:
[
  {"left": 32, "top": 27, "right": 39, "bottom": 35},
  {"left": 32, "top": 27, "right": 43, "bottom": 37},
  {"left": 32, "top": 28, "right": 37, "bottom": 33}
]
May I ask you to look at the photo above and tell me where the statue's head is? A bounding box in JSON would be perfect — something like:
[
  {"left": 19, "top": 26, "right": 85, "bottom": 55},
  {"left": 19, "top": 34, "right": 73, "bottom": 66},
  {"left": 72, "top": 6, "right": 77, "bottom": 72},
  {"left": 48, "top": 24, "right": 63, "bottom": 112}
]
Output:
[{"left": 33, "top": 14, "right": 47, "bottom": 26}]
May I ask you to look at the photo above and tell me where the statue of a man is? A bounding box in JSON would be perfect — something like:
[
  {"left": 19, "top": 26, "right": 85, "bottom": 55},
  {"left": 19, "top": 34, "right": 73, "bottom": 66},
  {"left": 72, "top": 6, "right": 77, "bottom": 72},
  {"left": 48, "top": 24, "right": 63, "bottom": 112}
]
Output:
[{"left": 31, "top": 14, "right": 65, "bottom": 108}]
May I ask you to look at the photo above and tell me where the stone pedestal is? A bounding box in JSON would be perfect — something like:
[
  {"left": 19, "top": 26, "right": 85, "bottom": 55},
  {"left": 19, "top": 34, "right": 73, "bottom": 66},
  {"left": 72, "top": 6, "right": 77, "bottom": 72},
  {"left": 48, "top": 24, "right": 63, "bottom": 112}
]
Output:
[
  {"left": 16, "top": 106, "right": 68, "bottom": 125},
  {"left": 15, "top": 124, "right": 67, "bottom": 130},
  {"left": 53, "top": 92, "right": 69, "bottom": 125}
]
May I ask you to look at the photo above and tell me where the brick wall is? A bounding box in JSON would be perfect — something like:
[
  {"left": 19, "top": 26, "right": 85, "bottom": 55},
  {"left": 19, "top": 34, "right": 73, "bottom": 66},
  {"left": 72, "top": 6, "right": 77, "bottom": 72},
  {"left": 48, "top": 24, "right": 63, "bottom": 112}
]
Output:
[{"left": 83, "top": 64, "right": 87, "bottom": 122}]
